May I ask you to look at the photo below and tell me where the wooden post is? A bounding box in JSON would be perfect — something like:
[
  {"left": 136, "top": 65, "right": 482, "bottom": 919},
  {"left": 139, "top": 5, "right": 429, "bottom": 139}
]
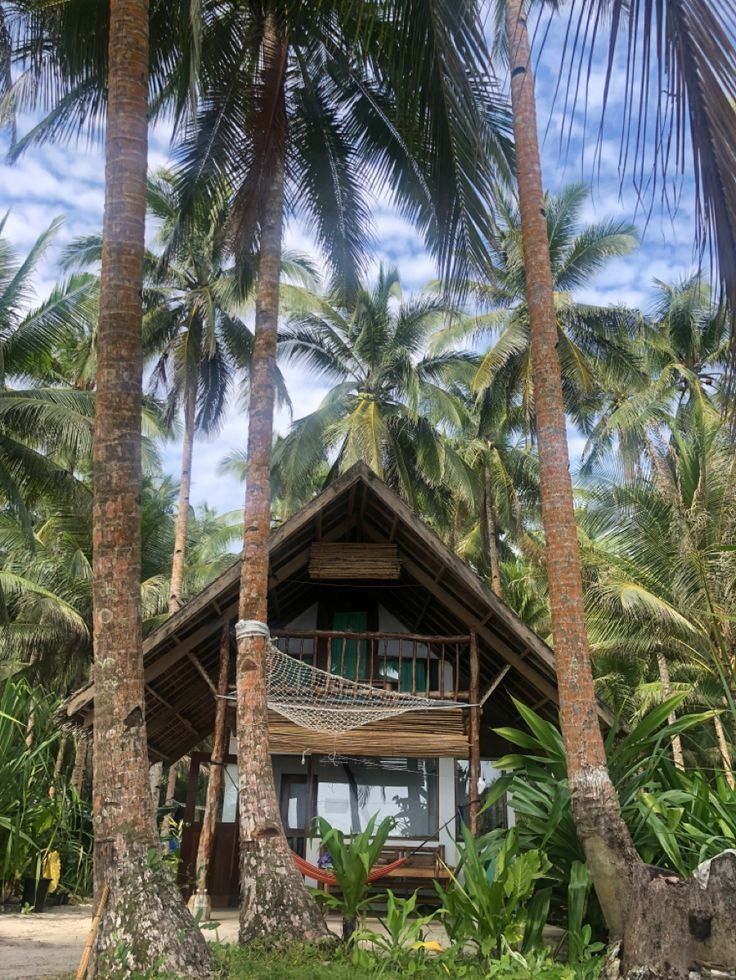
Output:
[
  {"left": 468, "top": 631, "right": 481, "bottom": 836},
  {"left": 194, "top": 625, "right": 231, "bottom": 894}
]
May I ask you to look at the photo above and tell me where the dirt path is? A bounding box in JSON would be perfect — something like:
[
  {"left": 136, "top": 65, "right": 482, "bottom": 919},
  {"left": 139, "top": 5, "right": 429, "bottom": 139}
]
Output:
[{"left": 0, "top": 906, "right": 245, "bottom": 979}]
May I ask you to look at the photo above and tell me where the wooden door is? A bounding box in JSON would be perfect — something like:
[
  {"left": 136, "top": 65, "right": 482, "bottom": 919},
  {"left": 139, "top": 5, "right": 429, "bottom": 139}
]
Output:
[{"left": 179, "top": 752, "right": 239, "bottom": 907}]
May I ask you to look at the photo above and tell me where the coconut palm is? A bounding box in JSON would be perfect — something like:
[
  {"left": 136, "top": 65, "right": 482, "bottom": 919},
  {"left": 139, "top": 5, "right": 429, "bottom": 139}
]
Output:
[
  {"left": 72, "top": 0, "right": 211, "bottom": 969},
  {"left": 0, "top": 217, "right": 98, "bottom": 538},
  {"left": 581, "top": 276, "right": 730, "bottom": 475},
  {"left": 442, "top": 394, "right": 540, "bottom": 594},
  {"left": 0, "top": 474, "right": 240, "bottom": 689},
  {"left": 195, "top": 3, "right": 512, "bottom": 937},
  {"left": 501, "top": 0, "right": 641, "bottom": 939},
  {"left": 275, "top": 266, "right": 476, "bottom": 515},
  {"left": 581, "top": 404, "right": 736, "bottom": 716},
  {"left": 143, "top": 172, "right": 320, "bottom": 612},
  {"left": 433, "top": 185, "right": 641, "bottom": 438}
]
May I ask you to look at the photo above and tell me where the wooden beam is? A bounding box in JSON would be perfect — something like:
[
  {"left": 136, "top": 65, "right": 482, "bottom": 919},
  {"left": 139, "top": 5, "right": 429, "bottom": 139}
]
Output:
[
  {"left": 479, "top": 665, "right": 511, "bottom": 707},
  {"left": 187, "top": 651, "right": 219, "bottom": 697},
  {"left": 468, "top": 631, "right": 481, "bottom": 836}
]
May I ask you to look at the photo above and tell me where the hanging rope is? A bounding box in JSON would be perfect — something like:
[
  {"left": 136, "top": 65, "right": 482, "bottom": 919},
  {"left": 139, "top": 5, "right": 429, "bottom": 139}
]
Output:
[{"left": 231, "top": 620, "right": 464, "bottom": 735}]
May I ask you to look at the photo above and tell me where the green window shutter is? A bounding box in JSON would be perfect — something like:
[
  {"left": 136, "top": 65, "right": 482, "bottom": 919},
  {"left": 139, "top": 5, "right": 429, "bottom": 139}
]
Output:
[{"left": 331, "top": 611, "right": 368, "bottom": 680}]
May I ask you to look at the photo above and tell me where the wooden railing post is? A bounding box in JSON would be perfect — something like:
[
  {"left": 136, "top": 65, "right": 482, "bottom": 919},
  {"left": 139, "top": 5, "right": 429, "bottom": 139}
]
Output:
[{"left": 468, "top": 630, "right": 481, "bottom": 836}]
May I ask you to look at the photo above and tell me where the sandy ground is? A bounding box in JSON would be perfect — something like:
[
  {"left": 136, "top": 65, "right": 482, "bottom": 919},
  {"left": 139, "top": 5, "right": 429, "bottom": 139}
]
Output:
[
  {"left": 0, "top": 906, "right": 246, "bottom": 979},
  {"left": 0, "top": 907, "right": 370, "bottom": 979}
]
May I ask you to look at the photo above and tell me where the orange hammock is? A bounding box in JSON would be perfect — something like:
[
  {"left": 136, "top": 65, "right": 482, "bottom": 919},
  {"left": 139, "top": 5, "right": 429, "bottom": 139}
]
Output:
[{"left": 291, "top": 851, "right": 408, "bottom": 887}]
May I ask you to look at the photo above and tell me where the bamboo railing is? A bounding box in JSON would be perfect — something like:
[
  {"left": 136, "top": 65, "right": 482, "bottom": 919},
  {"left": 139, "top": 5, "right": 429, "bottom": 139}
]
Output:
[{"left": 270, "top": 629, "right": 472, "bottom": 701}]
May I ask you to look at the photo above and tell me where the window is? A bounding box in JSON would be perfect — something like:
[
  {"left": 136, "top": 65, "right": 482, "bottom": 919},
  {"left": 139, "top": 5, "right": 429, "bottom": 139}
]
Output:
[
  {"left": 455, "top": 760, "right": 507, "bottom": 837},
  {"left": 314, "top": 756, "right": 438, "bottom": 838}
]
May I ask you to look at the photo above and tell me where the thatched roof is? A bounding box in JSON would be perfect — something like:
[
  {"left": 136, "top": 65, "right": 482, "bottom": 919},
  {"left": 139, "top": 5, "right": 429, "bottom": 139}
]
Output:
[{"left": 63, "top": 462, "right": 610, "bottom": 762}]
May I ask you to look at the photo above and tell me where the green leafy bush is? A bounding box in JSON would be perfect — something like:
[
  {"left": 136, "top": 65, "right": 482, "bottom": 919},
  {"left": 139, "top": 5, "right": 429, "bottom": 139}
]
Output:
[
  {"left": 487, "top": 695, "right": 732, "bottom": 925},
  {"left": 314, "top": 813, "right": 394, "bottom": 940},
  {"left": 352, "top": 889, "right": 444, "bottom": 972},
  {"left": 435, "top": 825, "right": 551, "bottom": 962},
  {"left": 0, "top": 677, "right": 92, "bottom": 901}
]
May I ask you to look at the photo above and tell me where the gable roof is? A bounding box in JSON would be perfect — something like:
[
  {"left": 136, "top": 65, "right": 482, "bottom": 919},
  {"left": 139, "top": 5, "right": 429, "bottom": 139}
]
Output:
[{"left": 64, "top": 462, "right": 610, "bottom": 761}]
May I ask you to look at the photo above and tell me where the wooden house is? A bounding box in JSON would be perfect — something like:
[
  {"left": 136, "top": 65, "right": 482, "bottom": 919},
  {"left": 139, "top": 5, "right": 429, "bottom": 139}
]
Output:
[{"left": 64, "top": 462, "right": 609, "bottom": 907}]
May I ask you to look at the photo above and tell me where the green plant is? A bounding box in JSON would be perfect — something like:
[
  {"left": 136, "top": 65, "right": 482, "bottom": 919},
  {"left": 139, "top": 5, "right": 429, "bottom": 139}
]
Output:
[
  {"left": 0, "top": 677, "right": 92, "bottom": 902},
  {"left": 314, "top": 814, "right": 395, "bottom": 941},
  {"left": 435, "top": 826, "right": 551, "bottom": 963},
  {"left": 352, "top": 889, "right": 444, "bottom": 973},
  {"left": 489, "top": 696, "right": 727, "bottom": 927},
  {"left": 563, "top": 862, "right": 604, "bottom": 978}
]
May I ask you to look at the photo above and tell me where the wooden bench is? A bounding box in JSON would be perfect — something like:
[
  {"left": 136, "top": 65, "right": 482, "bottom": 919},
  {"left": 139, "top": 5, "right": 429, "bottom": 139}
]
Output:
[
  {"left": 376, "top": 843, "right": 452, "bottom": 882},
  {"left": 319, "top": 843, "right": 453, "bottom": 897}
]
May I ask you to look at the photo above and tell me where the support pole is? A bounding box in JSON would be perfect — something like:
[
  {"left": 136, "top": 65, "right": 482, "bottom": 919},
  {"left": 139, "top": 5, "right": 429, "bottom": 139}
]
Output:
[
  {"left": 468, "top": 630, "right": 481, "bottom": 836},
  {"left": 194, "top": 625, "right": 231, "bottom": 899}
]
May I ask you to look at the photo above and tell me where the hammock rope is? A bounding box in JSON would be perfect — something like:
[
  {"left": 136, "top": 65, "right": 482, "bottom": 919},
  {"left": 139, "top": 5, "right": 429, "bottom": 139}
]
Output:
[
  {"left": 231, "top": 620, "right": 465, "bottom": 735},
  {"left": 290, "top": 852, "right": 408, "bottom": 886}
]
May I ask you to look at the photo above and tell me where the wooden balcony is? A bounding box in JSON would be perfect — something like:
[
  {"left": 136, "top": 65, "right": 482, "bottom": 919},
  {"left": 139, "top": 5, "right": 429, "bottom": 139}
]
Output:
[{"left": 270, "top": 629, "right": 472, "bottom": 701}]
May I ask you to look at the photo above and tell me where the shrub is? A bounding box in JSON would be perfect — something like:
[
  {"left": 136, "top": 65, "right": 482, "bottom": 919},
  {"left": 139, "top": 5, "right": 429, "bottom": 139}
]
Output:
[
  {"left": 314, "top": 813, "right": 394, "bottom": 941},
  {"left": 0, "top": 677, "right": 92, "bottom": 902},
  {"left": 487, "top": 695, "right": 731, "bottom": 926}
]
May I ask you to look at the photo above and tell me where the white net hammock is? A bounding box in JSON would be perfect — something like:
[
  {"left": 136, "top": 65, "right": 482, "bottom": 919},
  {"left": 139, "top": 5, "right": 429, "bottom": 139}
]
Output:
[{"left": 230, "top": 620, "right": 462, "bottom": 735}]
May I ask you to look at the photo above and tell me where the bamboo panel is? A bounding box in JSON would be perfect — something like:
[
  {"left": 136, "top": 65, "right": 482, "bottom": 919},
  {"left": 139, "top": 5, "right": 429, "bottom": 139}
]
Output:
[
  {"left": 309, "top": 542, "right": 401, "bottom": 579},
  {"left": 267, "top": 709, "right": 468, "bottom": 757}
]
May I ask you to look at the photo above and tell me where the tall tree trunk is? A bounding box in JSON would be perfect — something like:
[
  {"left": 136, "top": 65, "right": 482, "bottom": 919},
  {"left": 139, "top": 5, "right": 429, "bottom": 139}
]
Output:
[
  {"left": 505, "top": 0, "right": 640, "bottom": 940},
  {"left": 483, "top": 464, "right": 502, "bottom": 596},
  {"left": 714, "top": 714, "right": 735, "bottom": 789},
  {"left": 91, "top": 2, "right": 212, "bottom": 973},
  {"left": 150, "top": 762, "right": 163, "bottom": 808},
  {"left": 195, "top": 626, "right": 230, "bottom": 893},
  {"left": 234, "top": 21, "right": 328, "bottom": 944},
  {"left": 54, "top": 733, "right": 69, "bottom": 781},
  {"left": 655, "top": 649, "right": 684, "bottom": 769},
  {"left": 168, "top": 370, "right": 197, "bottom": 614},
  {"left": 165, "top": 761, "right": 179, "bottom": 804},
  {"left": 71, "top": 737, "right": 88, "bottom": 794}
]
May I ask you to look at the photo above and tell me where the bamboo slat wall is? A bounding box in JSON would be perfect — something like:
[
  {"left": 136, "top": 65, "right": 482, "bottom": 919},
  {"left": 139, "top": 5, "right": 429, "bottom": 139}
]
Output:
[
  {"left": 267, "top": 709, "right": 468, "bottom": 757},
  {"left": 309, "top": 542, "right": 401, "bottom": 579}
]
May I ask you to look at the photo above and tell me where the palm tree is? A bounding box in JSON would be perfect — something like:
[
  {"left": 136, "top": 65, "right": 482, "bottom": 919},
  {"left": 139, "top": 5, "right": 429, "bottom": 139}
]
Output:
[
  {"left": 581, "top": 276, "right": 729, "bottom": 475},
  {"left": 501, "top": 0, "right": 736, "bottom": 950},
  {"left": 84, "top": 1, "right": 211, "bottom": 972},
  {"left": 275, "top": 266, "right": 475, "bottom": 515},
  {"left": 503, "top": 0, "right": 640, "bottom": 940},
  {"left": 0, "top": 217, "right": 98, "bottom": 538},
  {"left": 143, "top": 172, "right": 256, "bottom": 614},
  {"left": 434, "top": 185, "right": 641, "bottom": 439},
  {"left": 450, "top": 396, "right": 540, "bottom": 595},
  {"left": 581, "top": 406, "right": 736, "bottom": 743},
  {"left": 173, "top": 3, "right": 512, "bottom": 940}
]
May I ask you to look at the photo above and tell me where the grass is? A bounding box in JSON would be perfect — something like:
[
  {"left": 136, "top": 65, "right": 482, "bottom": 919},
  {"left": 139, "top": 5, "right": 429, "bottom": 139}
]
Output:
[{"left": 211, "top": 941, "right": 491, "bottom": 979}]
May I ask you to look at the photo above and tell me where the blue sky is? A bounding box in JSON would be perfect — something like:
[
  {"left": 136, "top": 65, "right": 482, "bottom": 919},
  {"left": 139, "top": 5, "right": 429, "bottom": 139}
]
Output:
[{"left": 0, "top": 15, "right": 700, "bottom": 515}]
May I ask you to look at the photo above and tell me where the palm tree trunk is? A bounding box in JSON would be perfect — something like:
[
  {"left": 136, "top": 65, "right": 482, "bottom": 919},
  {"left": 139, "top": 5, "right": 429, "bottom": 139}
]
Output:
[
  {"left": 54, "top": 733, "right": 69, "bottom": 780},
  {"left": 150, "top": 762, "right": 163, "bottom": 807},
  {"left": 483, "top": 465, "right": 502, "bottom": 596},
  {"left": 91, "top": 2, "right": 212, "bottom": 973},
  {"left": 234, "top": 23, "right": 328, "bottom": 945},
  {"left": 165, "top": 761, "right": 179, "bottom": 804},
  {"left": 655, "top": 649, "right": 684, "bottom": 769},
  {"left": 71, "top": 737, "right": 88, "bottom": 794},
  {"left": 169, "top": 370, "right": 197, "bottom": 614},
  {"left": 714, "top": 714, "right": 735, "bottom": 789},
  {"left": 505, "top": 0, "right": 640, "bottom": 940},
  {"left": 195, "top": 626, "right": 230, "bottom": 893}
]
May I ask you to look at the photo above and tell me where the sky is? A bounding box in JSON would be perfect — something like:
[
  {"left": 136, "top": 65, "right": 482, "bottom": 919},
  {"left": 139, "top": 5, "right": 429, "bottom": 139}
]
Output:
[{"left": 0, "top": 13, "right": 700, "bottom": 516}]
